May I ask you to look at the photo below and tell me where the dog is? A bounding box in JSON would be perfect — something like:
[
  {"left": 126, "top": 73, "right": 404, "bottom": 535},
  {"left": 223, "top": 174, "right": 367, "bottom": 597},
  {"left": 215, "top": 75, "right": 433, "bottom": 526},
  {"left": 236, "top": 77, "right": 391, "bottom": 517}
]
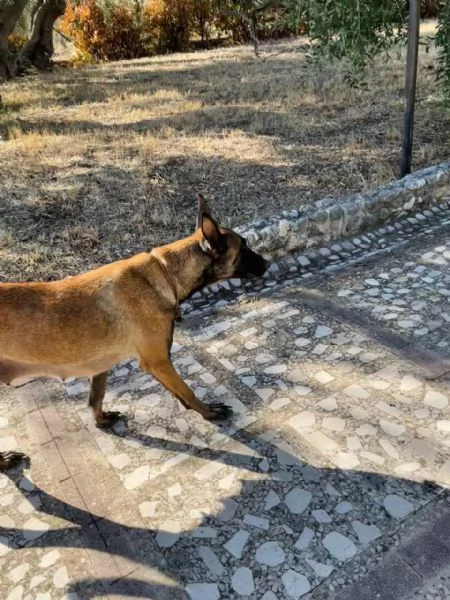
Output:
[{"left": 0, "top": 195, "right": 267, "bottom": 470}]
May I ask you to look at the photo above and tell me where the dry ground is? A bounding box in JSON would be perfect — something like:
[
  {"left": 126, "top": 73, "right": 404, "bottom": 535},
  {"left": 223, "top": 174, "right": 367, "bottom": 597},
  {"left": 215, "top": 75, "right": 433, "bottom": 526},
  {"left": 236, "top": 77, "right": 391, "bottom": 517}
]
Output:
[{"left": 0, "top": 28, "right": 449, "bottom": 281}]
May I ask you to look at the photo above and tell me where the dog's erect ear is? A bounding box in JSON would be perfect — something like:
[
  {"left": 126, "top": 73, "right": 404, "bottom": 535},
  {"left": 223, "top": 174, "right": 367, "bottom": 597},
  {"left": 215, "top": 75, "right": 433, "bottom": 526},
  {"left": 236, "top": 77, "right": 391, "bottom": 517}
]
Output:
[
  {"left": 196, "top": 194, "right": 224, "bottom": 255},
  {"left": 196, "top": 193, "right": 212, "bottom": 229}
]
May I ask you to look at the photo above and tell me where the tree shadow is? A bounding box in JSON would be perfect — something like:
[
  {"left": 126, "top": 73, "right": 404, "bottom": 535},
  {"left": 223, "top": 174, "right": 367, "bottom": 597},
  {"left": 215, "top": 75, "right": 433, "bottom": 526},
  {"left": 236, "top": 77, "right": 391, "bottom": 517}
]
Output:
[{"left": 0, "top": 419, "right": 444, "bottom": 599}]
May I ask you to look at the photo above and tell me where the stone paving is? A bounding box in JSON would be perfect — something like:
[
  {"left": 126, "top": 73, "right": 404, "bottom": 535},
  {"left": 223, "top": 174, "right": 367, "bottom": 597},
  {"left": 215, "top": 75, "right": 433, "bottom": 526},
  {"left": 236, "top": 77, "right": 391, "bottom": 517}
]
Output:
[{"left": 0, "top": 215, "right": 449, "bottom": 600}]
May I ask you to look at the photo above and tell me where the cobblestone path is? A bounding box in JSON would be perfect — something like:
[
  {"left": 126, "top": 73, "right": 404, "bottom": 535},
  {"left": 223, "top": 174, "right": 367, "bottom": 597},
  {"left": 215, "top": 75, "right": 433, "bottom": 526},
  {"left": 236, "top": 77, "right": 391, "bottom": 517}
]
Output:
[{"left": 0, "top": 214, "right": 449, "bottom": 600}]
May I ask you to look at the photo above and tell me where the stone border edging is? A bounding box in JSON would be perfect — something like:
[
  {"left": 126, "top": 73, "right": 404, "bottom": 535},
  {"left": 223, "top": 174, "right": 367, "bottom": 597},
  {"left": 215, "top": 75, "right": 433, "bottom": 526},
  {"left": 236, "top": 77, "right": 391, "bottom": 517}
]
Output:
[
  {"left": 189, "top": 162, "right": 450, "bottom": 308},
  {"left": 235, "top": 162, "right": 450, "bottom": 258}
]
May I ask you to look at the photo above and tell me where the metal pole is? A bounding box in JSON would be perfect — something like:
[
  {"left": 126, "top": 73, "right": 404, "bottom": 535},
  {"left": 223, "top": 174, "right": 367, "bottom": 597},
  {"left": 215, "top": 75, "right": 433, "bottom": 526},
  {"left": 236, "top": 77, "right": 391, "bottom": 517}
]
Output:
[{"left": 400, "top": 0, "right": 420, "bottom": 177}]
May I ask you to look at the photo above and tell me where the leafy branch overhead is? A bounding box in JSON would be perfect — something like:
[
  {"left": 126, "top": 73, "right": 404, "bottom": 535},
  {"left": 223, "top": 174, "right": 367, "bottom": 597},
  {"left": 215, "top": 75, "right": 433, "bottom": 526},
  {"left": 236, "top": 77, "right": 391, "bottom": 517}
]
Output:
[{"left": 1, "top": 0, "right": 449, "bottom": 99}]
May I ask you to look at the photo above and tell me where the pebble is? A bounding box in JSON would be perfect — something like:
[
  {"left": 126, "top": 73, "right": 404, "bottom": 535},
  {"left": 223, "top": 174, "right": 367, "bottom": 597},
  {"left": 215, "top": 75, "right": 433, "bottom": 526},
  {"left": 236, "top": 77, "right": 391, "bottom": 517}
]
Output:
[
  {"left": 424, "top": 389, "right": 448, "bottom": 409},
  {"left": 198, "top": 547, "right": 224, "bottom": 577},
  {"left": 306, "top": 558, "right": 334, "bottom": 578},
  {"left": 53, "top": 567, "right": 69, "bottom": 588},
  {"left": 383, "top": 495, "right": 414, "bottom": 518},
  {"left": 294, "top": 527, "right": 315, "bottom": 550},
  {"left": 156, "top": 519, "right": 180, "bottom": 548},
  {"left": 285, "top": 488, "right": 312, "bottom": 514},
  {"left": 123, "top": 465, "right": 150, "bottom": 490},
  {"left": 231, "top": 567, "right": 254, "bottom": 595},
  {"left": 335, "top": 501, "right": 353, "bottom": 514},
  {"left": 223, "top": 530, "right": 250, "bottom": 559},
  {"left": 255, "top": 541, "right": 286, "bottom": 566},
  {"left": 351, "top": 521, "right": 381, "bottom": 544},
  {"left": 282, "top": 570, "right": 311, "bottom": 598},
  {"left": 186, "top": 583, "right": 220, "bottom": 600},
  {"left": 323, "top": 532, "right": 357, "bottom": 560}
]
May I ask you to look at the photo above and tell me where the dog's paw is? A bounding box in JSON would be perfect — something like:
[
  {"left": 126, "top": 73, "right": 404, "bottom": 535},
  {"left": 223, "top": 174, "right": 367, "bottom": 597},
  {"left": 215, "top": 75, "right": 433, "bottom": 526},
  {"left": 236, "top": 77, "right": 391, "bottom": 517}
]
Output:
[
  {"left": 0, "top": 450, "right": 28, "bottom": 471},
  {"left": 204, "top": 402, "right": 233, "bottom": 420},
  {"left": 95, "top": 411, "right": 126, "bottom": 429}
]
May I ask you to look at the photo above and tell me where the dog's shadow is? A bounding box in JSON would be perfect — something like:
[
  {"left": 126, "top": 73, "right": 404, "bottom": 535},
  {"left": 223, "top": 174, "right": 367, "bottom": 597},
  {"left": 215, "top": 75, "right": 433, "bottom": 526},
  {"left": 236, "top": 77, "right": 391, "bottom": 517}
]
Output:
[{"left": 0, "top": 425, "right": 445, "bottom": 600}]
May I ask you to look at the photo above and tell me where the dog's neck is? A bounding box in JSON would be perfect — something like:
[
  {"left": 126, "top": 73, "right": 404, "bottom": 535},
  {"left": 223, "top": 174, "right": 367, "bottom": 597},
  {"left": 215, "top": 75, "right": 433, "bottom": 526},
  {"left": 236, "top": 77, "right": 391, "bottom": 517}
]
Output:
[{"left": 150, "top": 235, "right": 213, "bottom": 305}]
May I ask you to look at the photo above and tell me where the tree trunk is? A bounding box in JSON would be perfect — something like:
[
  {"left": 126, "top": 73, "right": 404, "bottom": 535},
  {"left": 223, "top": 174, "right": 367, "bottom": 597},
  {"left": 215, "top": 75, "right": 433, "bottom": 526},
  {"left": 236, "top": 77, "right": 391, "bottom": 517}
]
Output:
[
  {"left": 22, "top": 0, "right": 66, "bottom": 71},
  {"left": 0, "top": 0, "right": 29, "bottom": 81}
]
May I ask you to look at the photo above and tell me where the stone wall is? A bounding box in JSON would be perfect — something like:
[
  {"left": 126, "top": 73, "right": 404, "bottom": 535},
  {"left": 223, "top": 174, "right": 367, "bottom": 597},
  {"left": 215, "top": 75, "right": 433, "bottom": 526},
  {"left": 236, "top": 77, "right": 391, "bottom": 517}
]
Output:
[{"left": 236, "top": 162, "right": 450, "bottom": 259}]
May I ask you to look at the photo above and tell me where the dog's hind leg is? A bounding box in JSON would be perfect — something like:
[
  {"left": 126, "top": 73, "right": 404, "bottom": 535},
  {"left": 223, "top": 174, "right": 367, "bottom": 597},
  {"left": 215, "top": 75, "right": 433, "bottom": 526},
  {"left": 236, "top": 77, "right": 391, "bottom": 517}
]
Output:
[
  {"left": 0, "top": 450, "right": 27, "bottom": 471},
  {"left": 139, "top": 351, "right": 232, "bottom": 420},
  {"left": 0, "top": 362, "right": 28, "bottom": 470},
  {"left": 88, "top": 371, "right": 123, "bottom": 429}
]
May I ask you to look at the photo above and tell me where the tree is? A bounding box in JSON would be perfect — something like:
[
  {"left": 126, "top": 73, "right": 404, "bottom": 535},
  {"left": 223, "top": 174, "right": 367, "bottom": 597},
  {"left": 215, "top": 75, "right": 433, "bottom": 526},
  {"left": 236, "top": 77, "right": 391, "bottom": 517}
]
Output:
[
  {"left": 216, "top": 0, "right": 278, "bottom": 56},
  {"left": 0, "top": 0, "right": 66, "bottom": 81},
  {"left": 23, "top": 0, "right": 66, "bottom": 70},
  {"left": 0, "top": 0, "right": 29, "bottom": 80},
  {"left": 283, "top": 0, "right": 450, "bottom": 174}
]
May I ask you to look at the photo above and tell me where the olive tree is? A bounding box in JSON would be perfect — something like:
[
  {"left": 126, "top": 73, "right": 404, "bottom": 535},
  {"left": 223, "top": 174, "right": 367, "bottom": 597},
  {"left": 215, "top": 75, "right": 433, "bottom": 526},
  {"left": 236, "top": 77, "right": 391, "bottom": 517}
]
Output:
[{"left": 0, "top": 0, "right": 66, "bottom": 81}]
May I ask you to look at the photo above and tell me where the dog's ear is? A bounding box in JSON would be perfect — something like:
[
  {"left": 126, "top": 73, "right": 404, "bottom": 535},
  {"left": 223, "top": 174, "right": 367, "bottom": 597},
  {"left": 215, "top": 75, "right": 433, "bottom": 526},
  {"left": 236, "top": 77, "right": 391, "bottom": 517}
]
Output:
[
  {"left": 196, "top": 193, "right": 212, "bottom": 229},
  {"left": 196, "top": 194, "right": 224, "bottom": 255}
]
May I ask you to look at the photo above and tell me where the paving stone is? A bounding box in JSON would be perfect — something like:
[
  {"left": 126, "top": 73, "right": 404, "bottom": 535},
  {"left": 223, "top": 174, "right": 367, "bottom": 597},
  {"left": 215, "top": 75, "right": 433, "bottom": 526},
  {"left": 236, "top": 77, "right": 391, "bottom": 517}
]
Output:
[
  {"left": 318, "top": 396, "right": 339, "bottom": 411},
  {"left": 123, "top": 465, "right": 150, "bottom": 490},
  {"left": 198, "top": 547, "right": 224, "bottom": 577},
  {"left": 323, "top": 532, "right": 357, "bottom": 561},
  {"left": 379, "top": 438, "right": 400, "bottom": 459},
  {"left": 305, "top": 558, "right": 334, "bottom": 578},
  {"left": 231, "top": 567, "right": 254, "bottom": 595},
  {"left": 39, "top": 550, "right": 60, "bottom": 568},
  {"left": 53, "top": 567, "right": 69, "bottom": 588},
  {"left": 424, "top": 389, "right": 448, "bottom": 409},
  {"left": 294, "top": 527, "right": 315, "bottom": 550},
  {"left": 384, "top": 495, "right": 414, "bottom": 519},
  {"left": 243, "top": 514, "right": 270, "bottom": 530},
  {"left": 264, "top": 490, "right": 281, "bottom": 511},
  {"left": 224, "top": 530, "right": 250, "bottom": 559},
  {"left": 380, "top": 419, "right": 406, "bottom": 437},
  {"left": 351, "top": 521, "right": 382, "bottom": 544},
  {"left": 356, "top": 424, "right": 377, "bottom": 437},
  {"left": 335, "top": 501, "right": 353, "bottom": 514},
  {"left": 333, "top": 452, "right": 360, "bottom": 469},
  {"left": 8, "top": 564, "right": 30, "bottom": 584},
  {"left": 315, "top": 325, "right": 333, "bottom": 338},
  {"left": 314, "top": 370, "right": 335, "bottom": 384},
  {"left": 139, "top": 501, "right": 158, "bottom": 518},
  {"left": 261, "top": 593, "right": 278, "bottom": 600},
  {"left": 156, "top": 519, "right": 181, "bottom": 548},
  {"left": 343, "top": 384, "right": 370, "bottom": 399},
  {"left": 186, "top": 583, "right": 220, "bottom": 600},
  {"left": 255, "top": 541, "right": 286, "bottom": 567},
  {"left": 282, "top": 570, "right": 311, "bottom": 599},
  {"left": 322, "top": 417, "right": 345, "bottom": 432},
  {"left": 306, "top": 431, "right": 339, "bottom": 454},
  {"left": 285, "top": 488, "right": 312, "bottom": 514},
  {"left": 289, "top": 411, "right": 315, "bottom": 431},
  {"left": 22, "top": 517, "right": 50, "bottom": 541},
  {"left": 108, "top": 453, "right": 131, "bottom": 470},
  {"left": 312, "top": 509, "right": 332, "bottom": 523}
]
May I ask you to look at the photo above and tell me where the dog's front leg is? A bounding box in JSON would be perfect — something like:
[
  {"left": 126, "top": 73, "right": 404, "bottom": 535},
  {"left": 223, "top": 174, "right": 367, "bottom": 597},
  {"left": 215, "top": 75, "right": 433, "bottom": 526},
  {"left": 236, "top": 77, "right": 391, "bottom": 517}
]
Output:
[
  {"left": 140, "top": 352, "right": 232, "bottom": 420},
  {"left": 88, "top": 371, "right": 123, "bottom": 429}
]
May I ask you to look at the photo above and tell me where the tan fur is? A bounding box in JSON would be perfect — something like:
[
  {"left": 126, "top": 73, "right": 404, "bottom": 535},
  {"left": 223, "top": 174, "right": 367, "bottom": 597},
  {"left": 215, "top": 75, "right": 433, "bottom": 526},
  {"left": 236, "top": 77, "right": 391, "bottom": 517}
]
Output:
[
  {"left": 1, "top": 228, "right": 224, "bottom": 381},
  {"left": 0, "top": 199, "right": 267, "bottom": 469}
]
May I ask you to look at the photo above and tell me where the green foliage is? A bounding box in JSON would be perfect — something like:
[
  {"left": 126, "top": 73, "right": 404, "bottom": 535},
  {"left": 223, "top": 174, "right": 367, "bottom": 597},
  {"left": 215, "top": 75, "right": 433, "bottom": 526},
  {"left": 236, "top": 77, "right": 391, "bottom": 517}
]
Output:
[{"left": 299, "top": 0, "right": 408, "bottom": 86}]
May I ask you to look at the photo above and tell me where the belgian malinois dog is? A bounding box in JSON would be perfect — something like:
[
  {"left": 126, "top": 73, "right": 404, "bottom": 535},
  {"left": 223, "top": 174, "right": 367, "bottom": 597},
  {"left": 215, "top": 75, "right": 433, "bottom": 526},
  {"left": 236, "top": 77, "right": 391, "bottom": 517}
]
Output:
[{"left": 0, "top": 195, "right": 267, "bottom": 470}]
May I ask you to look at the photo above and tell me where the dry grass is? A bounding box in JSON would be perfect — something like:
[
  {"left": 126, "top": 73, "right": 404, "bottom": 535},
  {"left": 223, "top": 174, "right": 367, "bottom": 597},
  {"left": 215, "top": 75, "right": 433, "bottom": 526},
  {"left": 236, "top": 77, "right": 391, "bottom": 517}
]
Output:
[{"left": 0, "top": 30, "right": 449, "bottom": 281}]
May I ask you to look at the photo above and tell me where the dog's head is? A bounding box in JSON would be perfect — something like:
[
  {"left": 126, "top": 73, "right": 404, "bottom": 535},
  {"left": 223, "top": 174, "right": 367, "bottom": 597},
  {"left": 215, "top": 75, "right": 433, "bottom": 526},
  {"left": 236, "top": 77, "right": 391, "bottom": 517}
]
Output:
[{"left": 196, "top": 194, "right": 268, "bottom": 282}]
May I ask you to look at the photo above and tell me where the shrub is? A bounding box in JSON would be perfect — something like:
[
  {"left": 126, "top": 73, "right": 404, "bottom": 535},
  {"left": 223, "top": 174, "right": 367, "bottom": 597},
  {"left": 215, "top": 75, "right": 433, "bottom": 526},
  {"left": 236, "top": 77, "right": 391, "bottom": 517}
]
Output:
[
  {"left": 59, "top": 0, "right": 149, "bottom": 61},
  {"left": 144, "top": 0, "right": 192, "bottom": 53}
]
